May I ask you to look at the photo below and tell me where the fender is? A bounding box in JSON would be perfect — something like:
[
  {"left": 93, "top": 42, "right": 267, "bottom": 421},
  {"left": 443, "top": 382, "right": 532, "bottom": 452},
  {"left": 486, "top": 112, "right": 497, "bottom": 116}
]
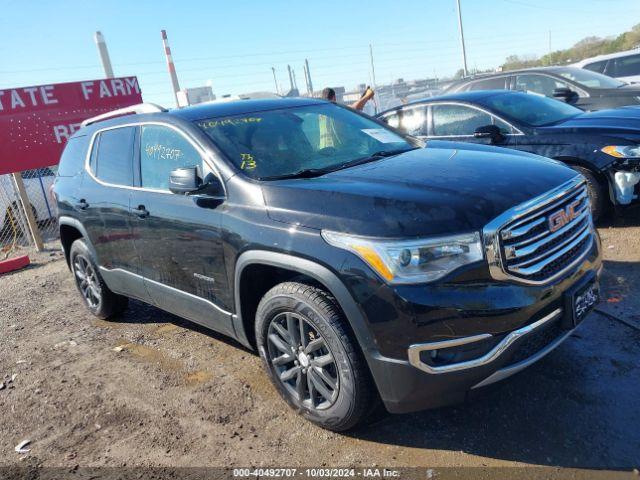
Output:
[
  {"left": 233, "top": 250, "right": 409, "bottom": 407},
  {"left": 58, "top": 215, "right": 97, "bottom": 266},
  {"left": 233, "top": 250, "right": 379, "bottom": 355}
]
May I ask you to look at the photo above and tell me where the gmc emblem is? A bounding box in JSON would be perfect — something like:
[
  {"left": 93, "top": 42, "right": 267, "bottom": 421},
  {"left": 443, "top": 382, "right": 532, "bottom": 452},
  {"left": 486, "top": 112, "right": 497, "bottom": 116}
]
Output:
[{"left": 548, "top": 199, "right": 581, "bottom": 232}]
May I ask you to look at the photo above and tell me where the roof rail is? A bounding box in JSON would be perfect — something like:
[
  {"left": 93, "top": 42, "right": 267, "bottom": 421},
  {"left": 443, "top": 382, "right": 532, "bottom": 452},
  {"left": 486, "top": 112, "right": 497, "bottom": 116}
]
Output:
[{"left": 81, "top": 103, "right": 167, "bottom": 127}]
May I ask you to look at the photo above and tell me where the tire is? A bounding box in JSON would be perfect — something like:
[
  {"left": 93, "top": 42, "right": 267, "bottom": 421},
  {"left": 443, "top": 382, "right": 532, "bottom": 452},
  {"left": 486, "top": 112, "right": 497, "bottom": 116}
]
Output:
[
  {"left": 255, "top": 281, "right": 375, "bottom": 431},
  {"left": 571, "top": 166, "right": 607, "bottom": 221},
  {"left": 69, "top": 239, "right": 128, "bottom": 319}
]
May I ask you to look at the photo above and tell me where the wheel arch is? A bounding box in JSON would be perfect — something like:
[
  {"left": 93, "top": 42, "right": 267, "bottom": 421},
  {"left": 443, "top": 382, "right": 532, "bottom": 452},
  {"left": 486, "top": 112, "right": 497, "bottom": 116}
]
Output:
[
  {"left": 233, "top": 251, "right": 378, "bottom": 357},
  {"left": 58, "top": 216, "right": 95, "bottom": 268}
]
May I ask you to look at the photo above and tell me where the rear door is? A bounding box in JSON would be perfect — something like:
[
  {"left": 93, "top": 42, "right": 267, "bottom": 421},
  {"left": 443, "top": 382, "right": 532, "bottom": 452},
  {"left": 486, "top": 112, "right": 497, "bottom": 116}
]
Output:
[
  {"left": 129, "top": 123, "right": 234, "bottom": 336},
  {"left": 79, "top": 125, "right": 150, "bottom": 301}
]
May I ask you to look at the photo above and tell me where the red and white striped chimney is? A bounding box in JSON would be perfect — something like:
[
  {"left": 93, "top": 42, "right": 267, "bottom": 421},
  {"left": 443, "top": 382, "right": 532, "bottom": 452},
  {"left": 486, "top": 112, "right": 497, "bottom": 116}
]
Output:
[{"left": 161, "top": 29, "right": 181, "bottom": 106}]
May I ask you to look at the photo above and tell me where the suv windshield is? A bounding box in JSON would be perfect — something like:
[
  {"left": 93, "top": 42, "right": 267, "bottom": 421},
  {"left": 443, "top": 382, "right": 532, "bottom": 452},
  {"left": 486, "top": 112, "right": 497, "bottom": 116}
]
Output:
[
  {"left": 482, "top": 92, "right": 582, "bottom": 126},
  {"left": 195, "top": 103, "right": 413, "bottom": 179},
  {"left": 555, "top": 67, "right": 625, "bottom": 89}
]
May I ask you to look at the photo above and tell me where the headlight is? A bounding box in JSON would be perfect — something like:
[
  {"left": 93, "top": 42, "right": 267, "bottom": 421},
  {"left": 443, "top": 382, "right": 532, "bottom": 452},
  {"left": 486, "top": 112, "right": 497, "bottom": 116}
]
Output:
[
  {"left": 601, "top": 145, "right": 640, "bottom": 158},
  {"left": 321, "top": 230, "right": 483, "bottom": 284}
]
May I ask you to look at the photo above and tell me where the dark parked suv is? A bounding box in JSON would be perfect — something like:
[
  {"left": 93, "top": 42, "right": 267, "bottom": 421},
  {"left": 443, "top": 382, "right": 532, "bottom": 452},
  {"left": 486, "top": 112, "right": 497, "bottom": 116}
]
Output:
[{"left": 54, "top": 98, "right": 602, "bottom": 431}]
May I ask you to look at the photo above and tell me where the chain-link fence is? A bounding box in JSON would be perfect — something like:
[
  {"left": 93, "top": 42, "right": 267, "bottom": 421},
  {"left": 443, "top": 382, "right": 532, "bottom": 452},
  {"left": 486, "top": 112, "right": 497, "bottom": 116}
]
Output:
[{"left": 0, "top": 168, "right": 59, "bottom": 260}]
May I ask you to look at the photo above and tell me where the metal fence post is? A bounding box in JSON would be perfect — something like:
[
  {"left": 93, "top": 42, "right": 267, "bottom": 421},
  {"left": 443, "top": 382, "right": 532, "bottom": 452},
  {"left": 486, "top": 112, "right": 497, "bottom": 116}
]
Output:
[{"left": 11, "top": 172, "right": 44, "bottom": 251}]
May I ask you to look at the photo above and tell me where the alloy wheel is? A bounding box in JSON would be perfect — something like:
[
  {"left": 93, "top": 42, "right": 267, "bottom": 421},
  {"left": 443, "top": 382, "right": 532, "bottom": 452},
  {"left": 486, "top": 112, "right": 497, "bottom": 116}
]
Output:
[
  {"left": 73, "top": 255, "right": 101, "bottom": 308},
  {"left": 266, "top": 312, "right": 339, "bottom": 410}
]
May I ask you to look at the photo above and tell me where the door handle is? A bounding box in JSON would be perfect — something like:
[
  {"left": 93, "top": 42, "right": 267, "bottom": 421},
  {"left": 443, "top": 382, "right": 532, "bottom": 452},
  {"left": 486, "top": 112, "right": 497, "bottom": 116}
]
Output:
[
  {"left": 134, "top": 205, "right": 149, "bottom": 218},
  {"left": 77, "top": 199, "right": 89, "bottom": 210}
]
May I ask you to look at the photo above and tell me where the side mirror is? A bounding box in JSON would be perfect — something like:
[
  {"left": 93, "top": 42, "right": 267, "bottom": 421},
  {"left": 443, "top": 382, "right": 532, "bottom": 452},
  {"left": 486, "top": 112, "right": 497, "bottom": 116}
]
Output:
[
  {"left": 553, "top": 87, "right": 578, "bottom": 104},
  {"left": 169, "top": 166, "right": 202, "bottom": 194},
  {"left": 473, "top": 124, "right": 504, "bottom": 143}
]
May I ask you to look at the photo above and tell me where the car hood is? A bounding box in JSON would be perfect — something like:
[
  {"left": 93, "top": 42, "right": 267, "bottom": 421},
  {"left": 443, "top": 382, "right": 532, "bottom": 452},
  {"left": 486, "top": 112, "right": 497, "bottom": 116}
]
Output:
[
  {"left": 262, "top": 147, "right": 578, "bottom": 237},
  {"left": 537, "top": 106, "right": 640, "bottom": 140}
]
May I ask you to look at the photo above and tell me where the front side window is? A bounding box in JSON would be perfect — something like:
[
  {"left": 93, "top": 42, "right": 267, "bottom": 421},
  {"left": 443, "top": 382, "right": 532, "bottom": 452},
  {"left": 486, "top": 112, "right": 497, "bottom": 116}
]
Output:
[
  {"left": 195, "top": 103, "right": 413, "bottom": 180},
  {"left": 515, "top": 74, "right": 572, "bottom": 97},
  {"left": 140, "top": 125, "right": 203, "bottom": 190},
  {"left": 612, "top": 54, "right": 640, "bottom": 78},
  {"left": 432, "top": 104, "right": 493, "bottom": 136},
  {"left": 93, "top": 127, "right": 135, "bottom": 186}
]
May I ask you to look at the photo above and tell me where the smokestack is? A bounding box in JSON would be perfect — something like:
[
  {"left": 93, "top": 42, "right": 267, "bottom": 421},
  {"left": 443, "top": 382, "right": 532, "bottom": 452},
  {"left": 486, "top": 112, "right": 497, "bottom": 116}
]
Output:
[
  {"left": 305, "top": 59, "right": 313, "bottom": 94},
  {"left": 161, "top": 29, "right": 181, "bottom": 106},
  {"left": 94, "top": 31, "right": 114, "bottom": 79},
  {"left": 287, "top": 64, "right": 294, "bottom": 91}
]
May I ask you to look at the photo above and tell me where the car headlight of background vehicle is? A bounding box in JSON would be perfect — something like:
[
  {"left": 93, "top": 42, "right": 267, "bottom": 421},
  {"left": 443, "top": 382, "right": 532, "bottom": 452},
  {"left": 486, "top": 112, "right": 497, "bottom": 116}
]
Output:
[
  {"left": 601, "top": 145, "right": 640, "bottom": 158},
  {"left": 321, "top": 231, "right": 483, "bottom": 284}
]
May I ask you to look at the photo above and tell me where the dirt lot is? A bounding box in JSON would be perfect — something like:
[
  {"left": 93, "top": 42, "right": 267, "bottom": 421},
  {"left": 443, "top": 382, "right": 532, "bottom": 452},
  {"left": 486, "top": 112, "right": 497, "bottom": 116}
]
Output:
[{"left": 1, "top": 216, "right": 639, "bottom": 472}]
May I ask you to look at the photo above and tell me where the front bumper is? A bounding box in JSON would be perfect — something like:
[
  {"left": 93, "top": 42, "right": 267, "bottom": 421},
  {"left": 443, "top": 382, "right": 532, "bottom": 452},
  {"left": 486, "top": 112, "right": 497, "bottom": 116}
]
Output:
[{"left": 361, "top": 240, "right": 602, "bottom": 415}]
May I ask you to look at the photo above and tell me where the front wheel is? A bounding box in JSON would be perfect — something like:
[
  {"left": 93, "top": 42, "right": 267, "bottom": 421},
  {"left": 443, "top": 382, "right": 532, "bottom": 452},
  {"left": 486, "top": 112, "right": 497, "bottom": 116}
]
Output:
[
  {"left": 571, "top": 166, "right": 607, "bottom": 221},
  {"left": 255, "top": 282, "right": 375, "bottom": 431}
]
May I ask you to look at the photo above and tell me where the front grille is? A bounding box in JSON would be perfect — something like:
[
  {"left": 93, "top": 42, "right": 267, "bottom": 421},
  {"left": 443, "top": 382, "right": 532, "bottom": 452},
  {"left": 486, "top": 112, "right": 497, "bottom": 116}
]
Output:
[
  {"left": 507, "top": 318, "right": 565, "bottom": 365},
  {"left": 487, "top": 179, "right": 594, "bottom": 284}
]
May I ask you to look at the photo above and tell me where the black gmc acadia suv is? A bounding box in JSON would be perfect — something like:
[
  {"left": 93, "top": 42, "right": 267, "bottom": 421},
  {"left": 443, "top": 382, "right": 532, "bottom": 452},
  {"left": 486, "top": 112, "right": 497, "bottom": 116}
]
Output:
[{"left": 54, "top": 98, "right": 602, "bottom": 431}]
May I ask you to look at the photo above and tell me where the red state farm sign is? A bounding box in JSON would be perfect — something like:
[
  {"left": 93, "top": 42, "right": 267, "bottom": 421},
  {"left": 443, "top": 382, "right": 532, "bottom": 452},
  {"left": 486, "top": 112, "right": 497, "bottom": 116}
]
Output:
[{"left": 0, "top": 77, "right": 143, "bottom": 175}]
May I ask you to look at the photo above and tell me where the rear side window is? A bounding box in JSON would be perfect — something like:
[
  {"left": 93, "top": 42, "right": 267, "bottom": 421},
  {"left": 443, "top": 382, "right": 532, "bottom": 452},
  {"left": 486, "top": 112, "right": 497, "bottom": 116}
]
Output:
[
  {"left": 583, "top": 60, "right": 608, "bottom": 74},
  {"left": 57, "top": 137, "right": 88, "bottom": 177},
  {"left": 92, "top": 127, "right": 136, "bottom": 186},
  {"left": 612, "top": 54, "right": 640, "bottom": 78},
  {"left": 381, "top": 107, "right": 427, "bottom": 136},
  {"left": 468, "top": 77, "right": 507, "bottom": 90}
]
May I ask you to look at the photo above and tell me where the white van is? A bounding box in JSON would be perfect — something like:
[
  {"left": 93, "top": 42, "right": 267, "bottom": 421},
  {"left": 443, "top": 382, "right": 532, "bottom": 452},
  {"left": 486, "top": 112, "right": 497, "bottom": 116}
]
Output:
[{"left": 573, "top": 49, "right": 640, "bottom": 84}]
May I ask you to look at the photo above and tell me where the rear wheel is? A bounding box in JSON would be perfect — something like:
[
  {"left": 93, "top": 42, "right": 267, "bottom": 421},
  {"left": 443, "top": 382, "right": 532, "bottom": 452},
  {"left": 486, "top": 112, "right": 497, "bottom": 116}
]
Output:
[
  {"left": 69, "top": 239, "right": 128, "bottom": 319},
  {"left": 255, "top": 282, "right": 375, "bottom": 431},
  {"left": 571, "top": 166, "right": 607, "bottom": 221}
]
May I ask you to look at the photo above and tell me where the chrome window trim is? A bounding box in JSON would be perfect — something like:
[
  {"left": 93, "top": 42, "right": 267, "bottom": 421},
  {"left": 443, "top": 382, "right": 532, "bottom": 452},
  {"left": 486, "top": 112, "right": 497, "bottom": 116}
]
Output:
[
  {"left": 427, "top": 101, "right": 525, "bottom": 137},
  {"left": 407, "top": 308, "right": 563, "bottom": 374},
  {"left": 482, "top": 175, "right": 593, "bottom": 285},
  {"left": 84, "top": 121, "right": 227, "bottom": 197}
]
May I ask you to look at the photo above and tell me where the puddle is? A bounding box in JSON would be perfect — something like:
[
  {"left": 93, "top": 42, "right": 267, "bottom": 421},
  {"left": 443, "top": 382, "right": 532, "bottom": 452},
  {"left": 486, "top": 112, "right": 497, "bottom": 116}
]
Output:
[
  {"left": 154, "top": 324, "right": 181, "bottom": 335},
  {"left": 113, "top": 341, "right": 213, "bottom": 386},
  {"left": 113, "top": 341, "right": 182, "bottom": 372},
  {"left": 185, "top": 370, "right": 213, "bottom": 385},
  {"left": 92, "top": 319, "right": 124, "bottom": 329}
]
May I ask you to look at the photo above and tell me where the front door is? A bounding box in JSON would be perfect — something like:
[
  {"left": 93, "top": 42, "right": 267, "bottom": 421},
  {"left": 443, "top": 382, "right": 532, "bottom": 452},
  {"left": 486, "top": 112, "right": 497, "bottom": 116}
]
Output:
[
  {"left": 428, "top": 103, "right": 518, "bottom": 148},
  {"left": 129, "top": 123, "right": 233, "bottom": 336}
]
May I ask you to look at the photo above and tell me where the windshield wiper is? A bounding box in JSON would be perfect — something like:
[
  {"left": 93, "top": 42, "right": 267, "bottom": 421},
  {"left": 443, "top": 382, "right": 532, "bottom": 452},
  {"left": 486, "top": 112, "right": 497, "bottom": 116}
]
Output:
[
  {"left": 261, "top": 147, "right": 418, "bottom": 181},
  {"left": 334, "top": 147, "right": 419, "bottom": 171},
  {"left": 261, "top": 168, "right": 333, "bottom": 181}
]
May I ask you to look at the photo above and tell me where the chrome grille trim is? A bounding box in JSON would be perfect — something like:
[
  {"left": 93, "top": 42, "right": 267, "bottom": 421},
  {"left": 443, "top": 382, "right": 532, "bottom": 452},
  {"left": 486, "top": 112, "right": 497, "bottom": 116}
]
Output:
[{"left": 483, "top": 176, "right": 595, "bottom": 285}]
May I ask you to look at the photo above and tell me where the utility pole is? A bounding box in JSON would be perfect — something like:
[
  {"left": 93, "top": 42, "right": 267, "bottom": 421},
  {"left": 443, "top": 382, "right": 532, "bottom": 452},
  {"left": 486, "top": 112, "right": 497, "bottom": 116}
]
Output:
[
  {"left": 455, "top": 0, "right": 469, "bottom": 77},
  {"left": 271, "top": 67, "right": 280, "bottom": 95},
  {"left": 94, "top": 31, "right": 114, "bottom": 78},
  {"left": 548, "top": 30, "right": 552, "bottom": 55},
  {"left": 161, "top": 29, "right": 181, "bottom": 107},
  {"left": 305, "top": 58, "right": 314, "bottom": 94},
  {"left": 292, "top": 68, "right": 298, "bottom": 91}
]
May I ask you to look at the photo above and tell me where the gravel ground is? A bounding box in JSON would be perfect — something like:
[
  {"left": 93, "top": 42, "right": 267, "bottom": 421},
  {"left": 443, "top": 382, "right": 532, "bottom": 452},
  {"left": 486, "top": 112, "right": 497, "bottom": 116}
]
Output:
[{"left": 1, "top": 216, "right": 639, "bottom": 472}]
